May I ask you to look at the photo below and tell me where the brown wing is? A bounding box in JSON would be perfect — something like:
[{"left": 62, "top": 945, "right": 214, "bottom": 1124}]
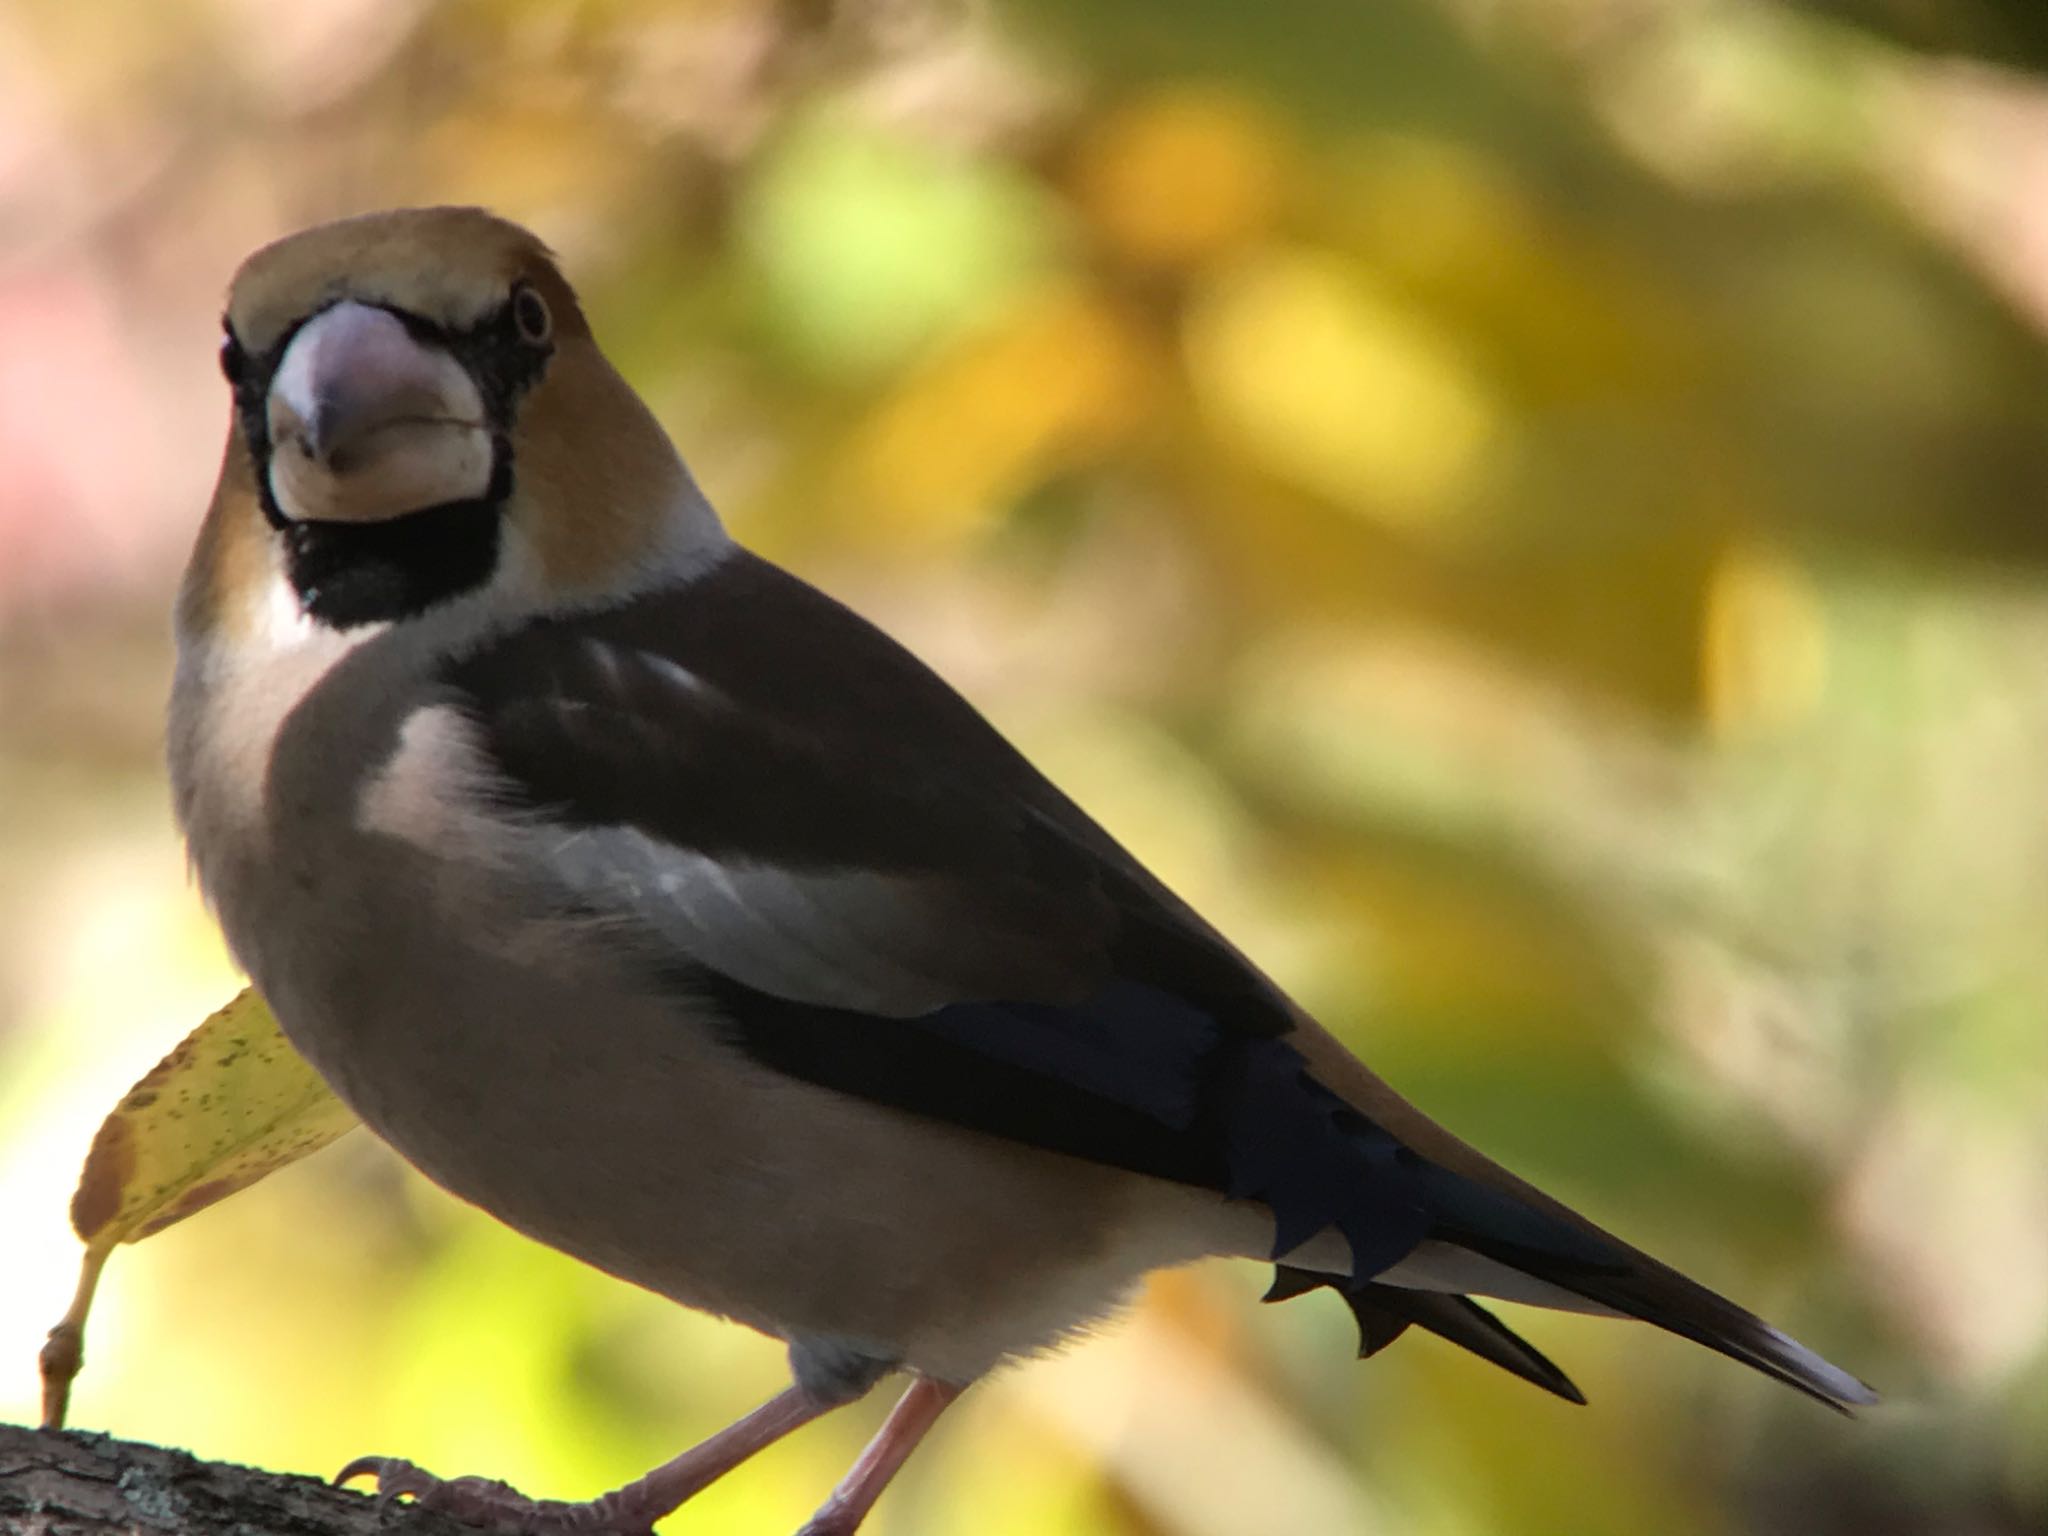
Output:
[{"left": 445, "top": 548, "right": 1874, "bottom": 1410}]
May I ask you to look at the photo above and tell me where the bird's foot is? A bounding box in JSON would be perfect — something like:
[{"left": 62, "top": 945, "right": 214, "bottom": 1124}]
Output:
[{"left": 336, "top": 1456, "right": 654, "bottom": 1536}]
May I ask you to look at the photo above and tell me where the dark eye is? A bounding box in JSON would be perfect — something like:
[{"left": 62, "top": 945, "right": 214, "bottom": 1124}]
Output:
[
  {"left": 511, "top": 283, "right": 552, "bottom": 345},
  {"left": 219, "top": 328, "right": 247, "bottom": 386}
]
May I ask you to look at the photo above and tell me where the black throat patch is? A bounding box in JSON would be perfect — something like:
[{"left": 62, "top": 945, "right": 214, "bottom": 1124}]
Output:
[
  {"left": 277, "top": 456, "right": 508, "bottom": 629},
  {"left": 231, "top": 293, "right": 548, "bottom": 632}
]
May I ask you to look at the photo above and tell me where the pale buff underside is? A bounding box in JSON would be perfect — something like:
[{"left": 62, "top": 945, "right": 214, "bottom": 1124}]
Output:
[{"left": 173, "top": 607, "right": 1264, "bottom": 1380}]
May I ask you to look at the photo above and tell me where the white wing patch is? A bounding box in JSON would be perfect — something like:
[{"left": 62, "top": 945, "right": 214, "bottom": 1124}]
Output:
[
  {"left": 576, "top": 634, "right": 720, "bottom": 705},
  {"left": 357, "top": 703, "right": 520, "bottom": 867},
  {"left": 641, "top": 649, "right": 716, "bottom": 701},
  {"left": 540, "top": 824, "right": 969, "bottom": 1017}
]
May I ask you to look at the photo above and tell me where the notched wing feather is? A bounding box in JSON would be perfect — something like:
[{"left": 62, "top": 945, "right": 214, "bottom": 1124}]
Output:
[{"left": 1265, "top": 1265, "right": 1586, "bottom": 1404}]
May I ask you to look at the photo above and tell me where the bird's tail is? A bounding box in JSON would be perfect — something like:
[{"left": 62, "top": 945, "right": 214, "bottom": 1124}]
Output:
[
  {"left": 1460, "top": 1225, "right": 1877, "bottom": 1410},
  {"left": 1269, "top": 1190, "right": 1875, "bottom": 1410},
  {"left": 1249, "top": 1035, "right": 1876, "bottom": 1411}
]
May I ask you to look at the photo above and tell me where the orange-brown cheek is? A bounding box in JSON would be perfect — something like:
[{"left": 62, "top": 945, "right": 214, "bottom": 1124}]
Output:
[
  {"left": 180, "top": 431, "right": 274, "bottom": 644},
  {"left": 512, "top": 343, "right": 687, "bottom": 596}
]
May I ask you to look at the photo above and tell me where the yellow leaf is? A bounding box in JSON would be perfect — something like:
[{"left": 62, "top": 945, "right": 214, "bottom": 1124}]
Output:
[{"left": 40, "top": 988, "right": 358, "bottom": 1428}]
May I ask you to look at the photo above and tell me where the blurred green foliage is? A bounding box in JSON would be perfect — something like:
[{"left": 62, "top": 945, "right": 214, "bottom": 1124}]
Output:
[
  {"left": 1794, "top": 0, "right": 2048, "bottom": 70},
  {"left": 1, "top": 0, "right": 2045, "bottom": 1533}
]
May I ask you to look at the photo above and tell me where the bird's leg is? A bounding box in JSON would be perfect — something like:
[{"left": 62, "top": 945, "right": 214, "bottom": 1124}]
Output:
[
  {"left": 793, "top": 1375, "right": 965, "bottom": 1536},
  {"left": 338, "top": 1383, "right": 839, "bottom": 1535}
]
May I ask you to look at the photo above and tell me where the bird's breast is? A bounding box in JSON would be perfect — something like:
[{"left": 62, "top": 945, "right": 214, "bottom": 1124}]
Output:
[
  {"left": 172, "top": 643, "right": 1233, "bottom": 1379},
  {"left": 234, "top": 875, "right": 1222, "bottom": 1379}
]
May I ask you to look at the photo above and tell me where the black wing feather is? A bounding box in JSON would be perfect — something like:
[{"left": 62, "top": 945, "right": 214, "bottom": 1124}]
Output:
[{"left": 442, "top": 551, "right": 1616, "bottom": 1297}]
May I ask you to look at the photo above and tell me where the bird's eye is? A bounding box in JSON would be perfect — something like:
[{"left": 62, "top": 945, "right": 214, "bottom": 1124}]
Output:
[
  {"left": 511, "top": 283, "right": 552, "bottom": 345},
  {"left": 219, "top": 329, "right": 248, "bottom": 386}
]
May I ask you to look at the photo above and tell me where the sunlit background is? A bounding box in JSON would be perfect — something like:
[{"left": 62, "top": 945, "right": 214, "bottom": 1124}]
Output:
[{"left": 4, "top": 0, "right": 2047, "bottom": 1531}]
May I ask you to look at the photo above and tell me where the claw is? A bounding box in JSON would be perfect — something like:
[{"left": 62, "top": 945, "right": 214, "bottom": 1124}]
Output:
[
  {"left": 334, "top": 1454, "right": 436, "bottom": 1508},
  {"left": 330, "top": 1454, "right": 654, "bottom": 1535},
  {"left": 323, "top": 1382, "right": 851, "bottom": 1534},
  {"left": 333, "top": 1454, "right": 384, "bottom": 1489}
]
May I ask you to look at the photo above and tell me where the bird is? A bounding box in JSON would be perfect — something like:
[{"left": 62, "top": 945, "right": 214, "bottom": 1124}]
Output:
[{"left": 169, "top": 206, "right": 1874, "bottom": 1536}]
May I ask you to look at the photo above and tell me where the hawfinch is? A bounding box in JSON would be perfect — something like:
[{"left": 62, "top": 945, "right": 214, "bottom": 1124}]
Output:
[{"left": 170, "top": 208, "right": 1873, "bottom": 1536}]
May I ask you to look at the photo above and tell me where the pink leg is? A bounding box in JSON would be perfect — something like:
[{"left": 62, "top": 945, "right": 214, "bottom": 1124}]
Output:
[
  {"left": 339, "top": 1383, "right": 835, "bottom": 1534},
  {"left": 795, "top": 1377, "right": 964, "bottom": 1536}
]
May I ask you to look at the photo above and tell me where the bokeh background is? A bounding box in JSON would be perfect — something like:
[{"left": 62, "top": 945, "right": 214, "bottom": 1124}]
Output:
[{"left": 4, "top": 1, "right": 2047, "bottom": 1532}]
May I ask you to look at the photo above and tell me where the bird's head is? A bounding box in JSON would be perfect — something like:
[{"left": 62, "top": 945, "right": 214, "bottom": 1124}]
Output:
[{"left": 192, "top": 207, "right": 717, "bottom": 639}]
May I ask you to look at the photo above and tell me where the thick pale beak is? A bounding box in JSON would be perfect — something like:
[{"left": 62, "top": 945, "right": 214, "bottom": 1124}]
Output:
[{"left": 265, "top": 300, "right": 492, "bottom": 523}]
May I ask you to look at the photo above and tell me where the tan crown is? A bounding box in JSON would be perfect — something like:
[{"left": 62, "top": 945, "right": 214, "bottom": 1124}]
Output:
[{"left": 226, "top": 206, "right": 586, "bottom": 355}]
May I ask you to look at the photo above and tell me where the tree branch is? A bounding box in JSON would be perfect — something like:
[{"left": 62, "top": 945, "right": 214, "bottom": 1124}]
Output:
[{"left": 0, "top": 1422, "right": 471, "bottom": 1536}]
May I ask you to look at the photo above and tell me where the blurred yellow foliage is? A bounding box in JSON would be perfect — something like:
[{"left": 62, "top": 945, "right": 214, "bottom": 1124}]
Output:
[
  {"left": 1072, "top": 89, "right": 1287, "bottom": 268},
  {"left": 850, "top": 281, "right": 1154, "bottom": 544},
  {"left": 1702, "top": 541, "right": 1829, "bottom": 736},
  {"left": 1184, "top": 246, "right": 1498, "bottom": 527}
]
